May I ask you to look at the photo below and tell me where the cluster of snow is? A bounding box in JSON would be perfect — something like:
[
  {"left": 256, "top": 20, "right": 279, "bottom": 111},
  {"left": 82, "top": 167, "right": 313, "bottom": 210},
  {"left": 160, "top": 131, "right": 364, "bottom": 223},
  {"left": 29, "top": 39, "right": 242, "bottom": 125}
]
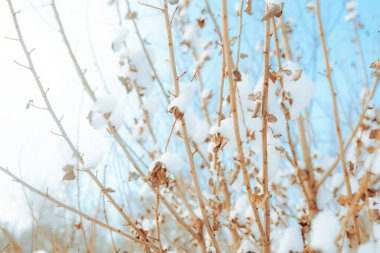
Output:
[
  {"left": 88, "top": 90, "right": 125, "bottom": 129},
  {"left": 168, "top": 82, "right": 195, "bottom": 113},
  {"left": 159, "top": 152, "right": 185, "bottom": 175},
  {"left": 316, "top": 185, "right": 333, "bottom": 209},
  {"left": 310, "top": 210, "right": 341, "bottom": 252},
  {"left": 124, "top": 47, "right": 156, "bottom": 93},
  {"left": 112, "top": 26, "right": 129, "bottom": 52},
  {"left": 345, "top": 1, "right": 358, "bottom": 22},
  {"left": 185, "top": 110, "right": 209, "bottom": 143},
  {"left": 278, "top": 227, "right": 304, "bottom": 253},
  {"left": 281, "top": 61, "right": 315, "bottom": 119}
]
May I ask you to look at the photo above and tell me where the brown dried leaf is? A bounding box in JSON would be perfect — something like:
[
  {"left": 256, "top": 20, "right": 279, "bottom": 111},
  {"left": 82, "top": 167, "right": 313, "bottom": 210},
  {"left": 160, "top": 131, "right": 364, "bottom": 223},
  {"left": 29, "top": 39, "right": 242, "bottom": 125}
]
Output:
[
  {"left": 169, "top": 106, "right": 184, "bottom": 120},
  {"left": 240, "top": 53, "right": 248, "bottom": 59},
  {"left": 369, "top": 129, "right": 380, "bottom": 140},
  {"left": 291, "top": 69, "right": 302, "bottom": 81},
  {"left": 148, "top": 161, "right": 168, "bottom": 187},
  {"left": 261, "top": 3, "right": 284, "bottom": 21},
  {"left": 197, "top": 18, "right": 206, "bottom": 28},
  {"left": 252, "top": 102, "right": 261, "bottom": 118},
  {"left": 338, "top": 195, "right": 349, "bottom": 206},
  {"left": 248, "top": 91, "right": 261, "bottom": 101},
  {"left": 370, "top": 59, "right": 380, "bottom": 70},
  {"left": 228, "top": 169, "right": 239, "bottom": 185},
  {"left": 268, "top": 70, "right": 278, "bottom": 83},
  {"left": 233, "top": 69, "right": 242, "bottom": 81},
  {"left": 129, "top": 171, "right": 140, "bottom": 181},
  {"left": 63, "top": 169, "right": 76, "bottom": 181},
  {"left": 245, "top": 0, "right": 253, "bottom": 15},
  {"left": 267, "top": 114, "right": 277, "bottom": 123},
  {"left": 103, "top": 112, "right": 112, "bottom": 120},
  {"left": 106, "top": 187, "right": 115, "bottom": 193},
  {"left": 279, "top": 68, "right": 292, "bottom": 76}
]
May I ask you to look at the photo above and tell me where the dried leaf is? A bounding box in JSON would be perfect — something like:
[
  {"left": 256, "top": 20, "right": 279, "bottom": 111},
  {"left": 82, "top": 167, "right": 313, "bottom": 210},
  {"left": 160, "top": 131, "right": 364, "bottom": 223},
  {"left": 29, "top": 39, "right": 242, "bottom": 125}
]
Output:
[
  {"left": 252, "top": 102, "right": 261, "bottom": 118},
  {"left": 261, "top": 2, "right": 284, "bottom": 21},
  {"left": 63, "top": 169, "right": 76, "bottom": 181},
  {"left": 279, "top": 68, "right": 292, "bottom": 76},
  {"left": 267, "top": 114, "right": 277, "bottom": 123},
  {"left": 369, "top": 129, "right": 380, "bottom": 140},
  {"left": 233, "top": 69, "right": 242, "bottom": 81},
  {"left": 148, "top": 161, "right": 168, "bottom": 187},
  {"left": 268, "top": 70, "right": 278, "bottom": 83},
  {"left": 106, "top": 187, "right": 115, "bottom": 193},
  {"left": 275, "top": 146, "right": 285, "bottom": 153},
  {"left": 228, "top": 169, "right": 239, "bottom": 185},
  {"left": 291, "top": 69, "right": 302, "bottom": 81},
  {"left": 197, "top": 18, "right": 206, "bottom": 28},
  {"left": 74, "top": 222, "right": 82, "bottom": 229},
  {"left": 370, "top": 59, "right": 380, "bottom": 70},
  {"left": 338, "top": 195, "right": 349, "bottom": 206},
  {"left": 245, "top": 0, "right": 253, "bottom": 15},
  {"left": 129, "top": 171, "right": 140, "bottom": 181},
  {"left": 248, "top": 91, "right": 261, "bottom": 101},
  {"left": 240, "top": 53, "right": 248, "bottom": 59},
  {"left": 103, "top": 112, "right": 112, "bottom": 120}
]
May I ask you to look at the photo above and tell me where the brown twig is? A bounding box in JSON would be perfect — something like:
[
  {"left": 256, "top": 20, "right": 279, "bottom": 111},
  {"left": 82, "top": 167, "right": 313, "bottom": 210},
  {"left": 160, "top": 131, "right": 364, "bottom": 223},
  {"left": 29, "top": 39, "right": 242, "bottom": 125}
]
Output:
[
  {"left": 163, "top": 0, "right": 218, "bottom": 251},
  {"left": 125, "top": 0, "right": 169, "bottom": 104},
  {"left": 315, "top": 0, "right": 360, "bottom": 244},
  {"left": 261, "top": 5, "right": 271, "bottom": 251},
  {"left": 155, "top": 187, "right": 164, "bottom": 253},
  {"left": 0, "top": 167, "right": 159, "bottom": 251},
  {"left": 221, "top": 0, "right": 268, "bottom": 250},
  {"left": 316, "top": 76, "right": 380, "bottom": 188}
]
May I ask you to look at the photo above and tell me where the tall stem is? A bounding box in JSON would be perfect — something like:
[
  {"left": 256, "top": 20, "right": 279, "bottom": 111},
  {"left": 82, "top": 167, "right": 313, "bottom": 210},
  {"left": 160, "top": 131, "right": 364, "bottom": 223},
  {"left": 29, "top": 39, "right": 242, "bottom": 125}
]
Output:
[
  {"left": 315, "top": 0, "right": 360, "bottom": 244},
  {"left": 261, "top": 5, "right": 271, "bottom": 252},
  {"left": 221, "top": 0, "right": 268, "bottom": 250},
  {"left": 162, "top": 0, "right": 218, "bottom": 251}
]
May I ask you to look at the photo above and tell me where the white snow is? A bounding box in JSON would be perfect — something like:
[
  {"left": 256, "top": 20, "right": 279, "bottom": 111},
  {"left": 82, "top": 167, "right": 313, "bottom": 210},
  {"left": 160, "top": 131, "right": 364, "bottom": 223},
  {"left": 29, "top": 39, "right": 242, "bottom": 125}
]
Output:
[
  {"left": 112, "top": 27, "right": 129, "bottom": 52},
  {"left": 316, "top": 185, "right": 333, "bottom": 209},
  {"left": 310, "top": 210, "right": 341, "bottom": 253},
  {"left": 358, "top": 242, "right": 379, "bottom": 253},
  {"left": 278, "top": 227, "right": 304, "bottom": 253},
  {"left": 206, "top": 246, "right": 216, "bottom": 253},
  {"left": 346, "top": 1, "right": 357, "bottom": 11},
  {"left": 168, "top": 82, "right": 195, "bottom": 113},
  {"left": 345, "top": 11, "right": 357, "bottom": 22},
  {"left": 159, "top": 152, "right": 185, "bottom": 174},
  {"left": 282, "top": 61, "right": 315, "bottom": 119},
  {"left": 92, "top": 90, "right": 115, "bottom": 114}
]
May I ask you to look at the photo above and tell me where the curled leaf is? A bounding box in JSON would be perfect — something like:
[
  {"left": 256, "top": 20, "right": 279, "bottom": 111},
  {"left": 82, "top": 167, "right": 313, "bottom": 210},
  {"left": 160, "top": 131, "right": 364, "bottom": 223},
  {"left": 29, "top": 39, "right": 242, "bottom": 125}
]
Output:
[
  {"left": 291, "top": 69, "right": 302, "bottom": 81},
  {"left": 245, "top": 0, "right": 253, "bottom": 15},
  {"left": 369, "top": 129, "right": 380, "bottom": 140},
  {"left": 267, "top": 113, "right": 277, "bottom": 123},
  {"left": 233, "top": 69, "right": 242, "bottom": 81},
  {"left": 63, "top": 169, "right": 76, "bottom": 181},
  {"left": 261, "top": 2, "right": 284, "bottom": 21}
]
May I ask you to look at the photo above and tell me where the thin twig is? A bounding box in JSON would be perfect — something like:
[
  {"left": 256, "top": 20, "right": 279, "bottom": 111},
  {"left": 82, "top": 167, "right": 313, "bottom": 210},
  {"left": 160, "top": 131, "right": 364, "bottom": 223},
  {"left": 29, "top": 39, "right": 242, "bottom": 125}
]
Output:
[
  {"left": 315, "top": 0, "right": 360, "bottom": 244},
  {"left": 221, "top": 0, "right": 268, "bottom": 250},
  {"left": 0, "top": 167, "right": 159, "bottom": 251},
  {"left": 261, "top": 5, "right": 271, "bottom": 251},
  {"left": 163, "top": 0, "right": 217, "bottom": 251}
]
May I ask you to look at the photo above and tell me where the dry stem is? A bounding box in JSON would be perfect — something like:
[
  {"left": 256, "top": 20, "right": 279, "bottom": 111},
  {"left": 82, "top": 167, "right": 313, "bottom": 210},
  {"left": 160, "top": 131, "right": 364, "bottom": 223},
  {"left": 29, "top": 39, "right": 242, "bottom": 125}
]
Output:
[
  {"left": 221, "top": 0, "right": 268, "bottom": 249},
  {"left": 163, "top": 0, "right": 218, "bottom": 250},
  {"left": 0, "top": 167, "right": 159, "bottom": 251},
  {"left": 261, "top": 6, "right": 271, "bottom": 251},
  {"left": 315, "top": 0, "right": 360, "bottom": 244}
]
